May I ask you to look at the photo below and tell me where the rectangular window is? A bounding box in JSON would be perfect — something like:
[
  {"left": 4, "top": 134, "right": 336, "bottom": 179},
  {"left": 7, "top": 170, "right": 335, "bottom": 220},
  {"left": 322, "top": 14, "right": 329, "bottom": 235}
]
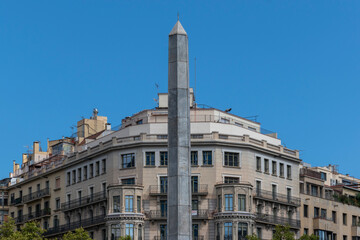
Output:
[
  {"left": 160, "top": 176, "right": 168, "bottom": 194},
  {"left": 224, "top": 222, "right": 233, "bottom": 239},
  {"left": 113, "top": 196, "right": 120, "bottom": 213},
  {"left": 55, "top": 198, "right": 60, "bottom": 210},
  {"left": 137, "top": 196, "right": 141, "bottom": 213},
  {"left": 256, "top": 156, "right": 261, "bottom": 171},
  {"left": 280, "top": 163, "right": 284, "bottom": 177},
  {"left": 121, "top": 178, "right": 135, "bottom": 185},
  {"left": 225, "top": 194, "right": 233, "bottom": 211},
  {"left": 78, "top": 168, "right": 82, "bottom": 182},
  {"left": 257, "top": 228, "right": 262, "bottom": 239},
  {"left": 224, "top": 177, "right": 239, "bottom": 183},
  {"left": 191, "top": 176, "right": 198, "bottom": 193},
  {"left": 160, "top": 200, "right": 167, "bottom": 217},
  {"left": 96, "top": 161, "right": 100, "bottom": 176},
  {"left": 218, "top": 195, "right": 222, "bottom": 211},
  {"left": 191, "top": 151, "right": 198, "bottom": 166},
  {"left": 72, "top": 170, "right": 76, "bottom": 184},
  {"left": 304, "top": 204, "right": 308, "bottom": 218},
  {"left": 321, "top": 209, "right": 327, "bottom": 219},
  {"left": 125, "top": 196, "right": 133, "bottom": 212},
  {"left": 343, "top": 213, "right": 347, "bottom": 225},
  {"left": 352, "top": 215, "right": 357, "bottom": 226},
  {"left": 314, "top": 207, "right": 320, "bottom": 218},
  {"left": 224, "top": 152, "right": 239, "bottom": 167},
  {"left": 272, "top": 184, "right": 277, "bottom": 200},
  {"left": 83, "top": 166, "right": 88, "bottom": 180},
  {"left": 332, "top": 211, "right": 337, "bottom": 223},
  {"left": 145, "top": 152, "right": 155, "bottom": 166},
  {"left": 67, "top": 172, "right": 71, "bottom": 186},
  {"left": 192, "top": 200, "right": 198, "bottom": 211},
  {"left": 102, "top": 159, "right": 106, "bottom": 174},
  {"left": 320, "top": 172, "right": 327, "bottom": 181},
  {"left": 287, "top": 165, "right": 292, "bottom": 179},
  {"left": 122, "top": 153, "right": 135, "bottom": 168},
  {"left": 256, "top": 181, "right": 261, "bottom": 195},
  {"left": 202, "top": 151, "right": 212, "bottom": 165},
  {"left": 304, "top": 228, "right": 308, "bottom": 235},
  {"left": 125, "top": 224, "right": 134, "bottom": 239},
  {"left": 264, "top": 159, "right": 269, "bottom": 173},
  {"left": 272, "top": 161, "right": 277, "bottom": 175},
  {"left": 238, "top": 194, "right": 246, "bottom": 211},
  {"left": 160, "top": 224, "right": 167, "bottom": 239},
  {"left": 160, "top": 152, "right": 168, "bottom": 166},
  {"left": 90, "top": 164, "right": 94, "bottom": 178},
  {"left": 238, "top": 223, "right": 248, "bottom": 239}
]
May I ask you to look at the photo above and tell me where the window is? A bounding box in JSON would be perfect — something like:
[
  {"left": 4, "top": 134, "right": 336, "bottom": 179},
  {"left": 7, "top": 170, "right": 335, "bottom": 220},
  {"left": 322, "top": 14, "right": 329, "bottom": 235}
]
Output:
[
  {"left": 304, "top": 204, "right": 308, "bottom": 217},
  {"left": 314, "top": 207, "right": 320, "bottom": 218},
  {"left": 192, "top": 200, "right": 198, "bottom": 211},
  {"left": 224, "top": 177, "right": 239, "bottom": 183},
  {"left": 224, "top": 152, "right": 239, "bottom": 167},
  {"left": 343, "top": 213, "right": 347, "bottom": 225},
  {"left": 238, "top": 223, "right": 248, "bottom": 240},
  {"left": 122, "top": 178, "right": 135, "bottom": 185},
  {"left": 138, "top": 225, "right": 142, "bottom": 240},
  {"left": 332, "top": 211, "right": 337, "bottom": 223},
  {"left": 160, "top": 200, "right": 167, "bottom": 217},
  {"left": 280, "top": 163, "right": 284, "bottom": 177},
  {"left": 343, "top": 236, "right": 347, "bottom": 240},
  {"left": 238, "top": 194, "right": 246, "bottom": 211},
  {"left": 256, "top": 156, "right": 261, "bottom": 171},
  {"left": 321, "top": 209, "right": 327, "bottom": 219},
  {"left": 191, "top": 151, "right": 198, "bottom": 165},
  {"left": 320, "top": 172, "right": 327, "bottom": 181},
  {"left": 101, "top": 159, "right": 106, "bottom": 174},
  {"left": 136, "top": 119, "right": 143, "bottom": 125},
  {"left": 352, "top": 215, "right": 357, "bottom": 226},
  {"left": 160, "top": 152, "right": 168, "bottom": 166},
  {"left": 125, "top": 196, "right": 133, "bottom": 212},
  {"left": 78, "top": 168, "right": 82, "bottom": 182},
  {"left": 160, "top": 224, "right": 167, "bottom": 240},
  {"left": 257, "top": 228, "right": 262, "bottom": 239},
  {"left": 67, "top": 172, "right": 70, "bottom": 186},
  {"left": 89, "top": 164, "right": 94, "bottom": 178},
  {"left": 272, "top": 184, "right": 277, "bottom": 200},
  {"left": 160, "top": 177, "right": 168, "bottom": 193},
  {"left": 55, "top": 178, "right": 60, "bottom": 189},
  {"left": 83, "top": 166, "right": 88, "bottom": 180},
  {"left": 192, "top": 224, "right": 199, "bottom": 239},
  {"left": 113, "top": 196, "right": 120, "bottom": 213},
  {"left": 224, "top": 222, "right": 233, "bottom": 239},
  {"left": 95, "top": 161, "right": 100, "bottom": 176},
  {"left": 145, "top": 152, "right": 155, "bottom": 166},
  {"left": 125, "top": 224, "right": 134, "bottom": 239},
  {"left": 137, "top": 196, "right": 141, "bottom": 212},
  {"left": 287, "top": 165, "right": 292, "bottom": 179},
  {"left": 55, "top": 198, "right": 60, "bottom": 210},
  {"left": 191, "top": 176, "right": 198, "bottom": 193},
  {"left": 256, "top": 181, "right": 261, "bottom": 195},
  {"left": 272, "top": 161, "right": 277, "bottom": 175},
  {"left": 111, "top": 224, "right": 121, "bottom": 240},
  {"left": 218, "top": 195, "right": 222, "bottom": 211},
  {"left": 287, "top": 188, "right": 292, "bottom": 203},
  {"left": 264, "top": 159, "right": 269, "bottom": 173},
  {"left": 203, "top": 151, "right": 212, "bottom": 165},
  {"left": 72, "top": 170, "right": 76, "bottom": 184},
  {"left": 304, "top": 228, "right": 308, "bottom": 235},
  {"left": 54, "top": 215, "right": 59, "bottom": 228},
  {"left": 225, "top": 194, "right": 233, "bottom": 211},
  {"left": 122, "top": 153, "right": 135, "bottom": 168}
]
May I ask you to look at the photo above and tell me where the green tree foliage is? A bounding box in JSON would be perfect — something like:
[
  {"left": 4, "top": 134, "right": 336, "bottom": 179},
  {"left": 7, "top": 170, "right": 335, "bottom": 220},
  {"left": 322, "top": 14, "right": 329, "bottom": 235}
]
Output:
[
  {"left": 299, "top": 234, "right": 319, "bottom": 240},
  {"left": 246, "top": 234, "right": 260, "bottom": 240},
  {"left": 272, "top": 225, "right": 295, "bottom": 240},
  {"left": 0, "top": 218, "right": 45, "bottom": 240},
  {"left": 120, "top": 236, "right": 132, "bottom": 240},
  {"left": 62, "top": 227, "right": 92, "bottom": 240}
]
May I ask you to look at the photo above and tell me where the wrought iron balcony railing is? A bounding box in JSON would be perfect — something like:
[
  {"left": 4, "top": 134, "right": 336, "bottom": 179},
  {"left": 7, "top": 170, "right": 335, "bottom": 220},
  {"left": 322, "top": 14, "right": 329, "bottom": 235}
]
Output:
[
  {"left": 149, "top": 184, "right": 208, "bottom": 196},
  {"left": 147, "top": 209, "right": 209, "bottom": 220},
  {"left": 254, "top": 189, "right": 301, "bottom": 206},
  {"left": 10, "top": 197, "right": 23, "bottom": 206},
  {"left": 255, "top": 213, "right": 300, "bottom": 228},
  {"left": 23, "top": 188, "right": 50, "bottom": 203},
  {"left": 44, "top": 215, "right": 106, "bottom": 236},
  {"left": 15, "top": 208, "right": 51, "bottom": 225},
  {"left": 61, "top": 191, "right": 106, "bottom": 211}
]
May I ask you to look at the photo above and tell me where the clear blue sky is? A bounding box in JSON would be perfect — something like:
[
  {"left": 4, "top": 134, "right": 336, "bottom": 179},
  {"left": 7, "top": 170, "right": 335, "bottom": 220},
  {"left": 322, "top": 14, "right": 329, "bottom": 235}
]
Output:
[{"left": 0, "top": 1, "right": 359, "bottom": 179}]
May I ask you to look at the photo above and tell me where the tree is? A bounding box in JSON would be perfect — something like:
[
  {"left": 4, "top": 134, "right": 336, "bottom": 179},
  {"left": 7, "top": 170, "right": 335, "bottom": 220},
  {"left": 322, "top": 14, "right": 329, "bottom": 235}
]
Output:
[
  {"left": 120, "top": 236, "right": 132, "bottom": 240},
  {"left": 246, "top": 234, "right": 260, "bottom": 240},
  {"left": 0, "top": 217, "right": 17, "bottom": 238},
  {"left": 62, "top": 227, "right": 92, "bottom": 240},
  {"left": 0, "top": 219, "right": 45, "bottom": 240},
  {"left": 272, "top": 225, "right": 295, "bottom": 240},
  {"left": 299, "top": 234, "right": 319, "bottom": 240}
]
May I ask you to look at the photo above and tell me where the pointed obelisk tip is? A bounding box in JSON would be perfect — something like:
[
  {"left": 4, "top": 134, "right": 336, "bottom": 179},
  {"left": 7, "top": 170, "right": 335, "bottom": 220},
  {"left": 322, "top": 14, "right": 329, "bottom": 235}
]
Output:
[{"left": 169, "top": 20, "right": 187, "bottom": 36}]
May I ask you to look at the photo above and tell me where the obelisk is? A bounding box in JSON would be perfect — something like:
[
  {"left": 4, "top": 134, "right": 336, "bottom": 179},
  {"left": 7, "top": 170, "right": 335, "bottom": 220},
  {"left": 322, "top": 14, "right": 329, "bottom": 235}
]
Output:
[{"left": 167, "top": 20, "right": 192, "bottom": 240}]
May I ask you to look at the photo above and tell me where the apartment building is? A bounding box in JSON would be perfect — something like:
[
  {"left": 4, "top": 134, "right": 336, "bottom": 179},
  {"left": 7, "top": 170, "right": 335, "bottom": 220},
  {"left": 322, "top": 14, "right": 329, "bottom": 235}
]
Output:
[{"left": 299, "top": 166, "right": 360, "bottom": 240}]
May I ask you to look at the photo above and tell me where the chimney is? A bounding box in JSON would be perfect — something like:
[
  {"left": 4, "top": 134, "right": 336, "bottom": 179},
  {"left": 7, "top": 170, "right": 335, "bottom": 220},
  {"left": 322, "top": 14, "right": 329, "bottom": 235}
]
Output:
[{"left": 33, "top": 141, "right": 40, "bottom": 154}]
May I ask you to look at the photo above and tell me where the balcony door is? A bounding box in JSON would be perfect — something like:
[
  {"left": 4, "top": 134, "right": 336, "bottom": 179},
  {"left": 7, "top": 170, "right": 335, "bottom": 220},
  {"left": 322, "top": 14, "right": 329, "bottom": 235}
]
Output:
[
  {"left": 192, "top": 224, "right": 199, "bottom": 239},
  {"left": 160, "top": 177, "right": 168, "bottom": 194},
  {"left": 191, "top": 176, "right": 198, "bottom": 193}
]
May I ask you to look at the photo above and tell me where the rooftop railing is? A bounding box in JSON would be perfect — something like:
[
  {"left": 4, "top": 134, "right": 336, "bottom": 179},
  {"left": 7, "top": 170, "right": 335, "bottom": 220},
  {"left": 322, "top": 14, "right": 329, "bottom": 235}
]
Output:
[
  {"left": 300, "top": 168, "right": 322, "bottom": 180},
  {"left": 256, "top": 213, "right": 300, "bottom": 228}
]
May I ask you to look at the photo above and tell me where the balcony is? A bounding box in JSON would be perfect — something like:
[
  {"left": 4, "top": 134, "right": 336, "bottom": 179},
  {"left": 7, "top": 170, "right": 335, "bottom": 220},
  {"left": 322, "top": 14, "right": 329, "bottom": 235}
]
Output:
[
  {"left": 254, "top": 189, "right": 300, "bottom": 206},
  {"left": 23, "top": 188, "right": 50, "bottom": 204},
  {"left": 10, "top": 197, "right": 23, "bottom": 206},
  {"left": 352, "top": 225, "right": 360, "bottom": 237},
  {"left": 15, "top": 209, "right": 51, "bottom": 225},
  {"left": 61, "top": 191, "right": 106, "bottom": 211},
  {"left": 313, "top": 216, "right": 336, "bottom": 232},
  {"left": 154, "top": 236, "right": 204, "bottom": 240},
  {"left": 149, "top": 184, "right": 208, "bottom": 196},
  {"left": 255, "top": 213, "right": 300, "bottom": 229},
  {"left": 147, "top": 209, "right": 209, "bottom": 220},
  {"left": 44, "top": 215, "right": 106, "bottom": 237},
  {"left": 300, "top": 168, "right": 322, "bottom": 180}
]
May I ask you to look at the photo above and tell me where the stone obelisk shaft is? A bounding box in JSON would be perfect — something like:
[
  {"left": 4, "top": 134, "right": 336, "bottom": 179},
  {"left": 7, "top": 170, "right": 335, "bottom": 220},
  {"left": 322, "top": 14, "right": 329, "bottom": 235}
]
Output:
[{"left": 167, "top": 21, "right": 192, "bottom": 240}]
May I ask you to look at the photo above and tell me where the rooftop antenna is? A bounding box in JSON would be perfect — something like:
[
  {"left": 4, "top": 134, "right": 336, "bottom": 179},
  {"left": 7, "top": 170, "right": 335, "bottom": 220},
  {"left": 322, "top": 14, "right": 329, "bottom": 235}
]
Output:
[
  {"left": 154, "top": 83, "right": 159, "bottom": 106},
  {"left": 194, "top": 57, "right": 197, "bottom": 106},
  {"left": 177, "top": 12, "right": 179, "bottom": 21}
]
